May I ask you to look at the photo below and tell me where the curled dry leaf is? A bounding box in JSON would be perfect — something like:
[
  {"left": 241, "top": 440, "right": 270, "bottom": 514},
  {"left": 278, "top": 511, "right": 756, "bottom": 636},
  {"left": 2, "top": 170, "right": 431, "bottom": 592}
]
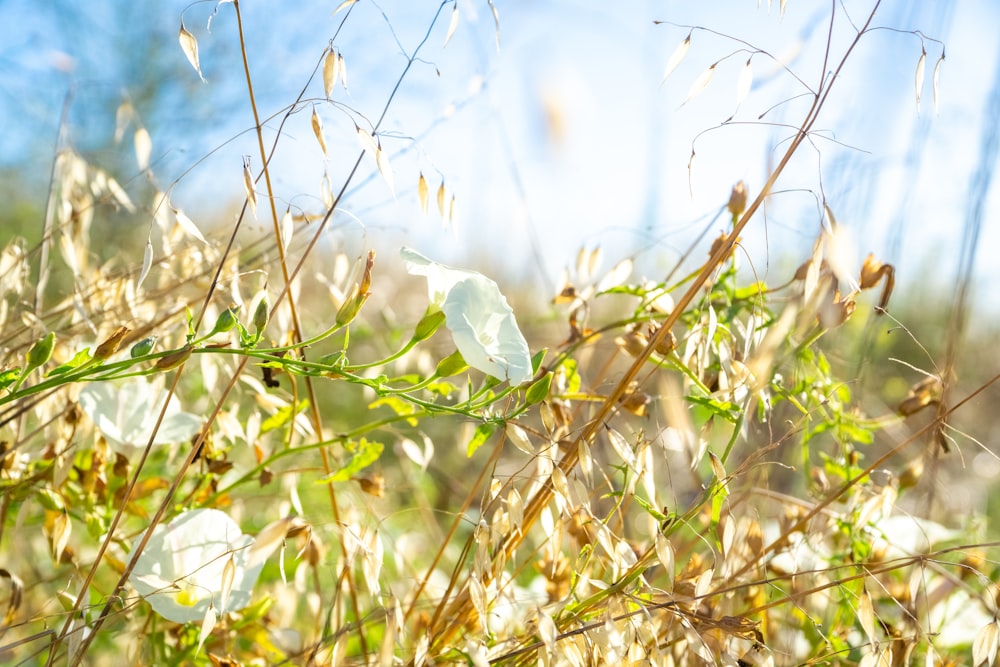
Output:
[
  {"left": 178, "top": 21, "right": 205, "bottom": 82},
  {"left": 662, "top": 31, "right": 691, "bottom": 83}
]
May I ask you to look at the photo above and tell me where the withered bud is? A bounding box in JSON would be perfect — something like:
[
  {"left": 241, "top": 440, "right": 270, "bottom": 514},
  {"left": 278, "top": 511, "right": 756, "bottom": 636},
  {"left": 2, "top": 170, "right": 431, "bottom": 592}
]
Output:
[
  {"left": 553, "top": 284, "right": 578, "bottom": 305},
  {"left": 153, "top": 344, "right": 194, "bottom": 371},
  {"left": 859, "top": 253, "right": 895, "bottom": 314},
  {"left": 727, "top": 180, "right": 748, "bottom": 221},
  {"left": 897, "top": 456, "right": 924, "bottom": 490},
  {"left": 818, "top": 291, "right": 855, "bottom": 329},
  {"left": 335, "top": 251, "right": 376, "bottom": 327},
  {"left": 897, "top": 376, "right": 943, "bottom": 417},
  {"left": 859, "top": 253, "right": 884, "bottom": 289},
  {"left": 354, "top": 472, "right": 385, "bottom": 497},
  {"left": 619, "top": 389, "right": 651, "bottom": 417},
  {"left": 709, "top": 232, "right": 738, "bottom": 261},
  {"left": 615, "top": 331, "right": 648, "bottom": 357},
  {"left": 94, "top": 326, "right": 131, "bottom": 361},
  {"left": 647, "top": 324, "right": 677, "bottom": 356}
]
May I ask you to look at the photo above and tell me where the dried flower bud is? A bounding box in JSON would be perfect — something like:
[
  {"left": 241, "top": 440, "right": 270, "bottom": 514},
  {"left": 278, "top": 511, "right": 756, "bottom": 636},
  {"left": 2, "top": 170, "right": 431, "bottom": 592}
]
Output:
[
  {"left": 354, "top": 472, "right": 385, "bottom": 497},
  {"left": 897, "top": 376, "right": 942, "bottom": 416},
  {"left": 154, "top": 345, "right": 193, "bottom": 371},
  {"left": 818, "top": 291, "right": 855, "bottom": 329},
  {"left": 615, "top": 331, "right": 648, "bottom": 358},
  {"left": 335, "top": 251, "right": 376, "bottom": 327},
  {"left": 648, "top": 324, "right": 677, "bottom": 356},
  {"left": 859, "top": 253, "right": 895, "bottom": 313},
  {"left": 94, "top": 326, "right": 131, "bottom": 361},
  {"left": 727, "top": 180, "right": 748, "bottom": 221}
]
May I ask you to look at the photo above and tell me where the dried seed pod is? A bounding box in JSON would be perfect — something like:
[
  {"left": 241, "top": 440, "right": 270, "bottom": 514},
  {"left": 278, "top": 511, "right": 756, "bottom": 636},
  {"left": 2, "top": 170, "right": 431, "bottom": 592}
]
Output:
[
  {"left": 727, "top": 181, "right": 748, "bottom": 221},
  {"left": 94, "top": 326, "right": 130, "bottom": 361},
  {"left": 897, "top": 376, "right": 943, "bottom": 416}
]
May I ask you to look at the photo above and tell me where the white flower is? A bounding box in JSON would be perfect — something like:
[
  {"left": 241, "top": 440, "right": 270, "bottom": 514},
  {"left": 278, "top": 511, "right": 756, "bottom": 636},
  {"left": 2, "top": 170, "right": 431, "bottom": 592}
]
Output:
[
  {"left": 129, "top": 509, "right": 263, "bottom": 623},
  {"left": 78, "top": 379, "right": 203, "bottom": 448},
  {"left": 402, "top": 247, "right": 532, "bottom": 386}
]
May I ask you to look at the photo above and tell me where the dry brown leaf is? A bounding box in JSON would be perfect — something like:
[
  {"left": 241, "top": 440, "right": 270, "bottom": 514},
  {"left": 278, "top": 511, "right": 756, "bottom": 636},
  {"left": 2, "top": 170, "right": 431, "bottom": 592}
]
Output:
[
  {"left": 662, "top": 32, "right": 691, "bottom": 83},
  {"left": 178, "top": 21, "right": 205, "bottom": 82}
]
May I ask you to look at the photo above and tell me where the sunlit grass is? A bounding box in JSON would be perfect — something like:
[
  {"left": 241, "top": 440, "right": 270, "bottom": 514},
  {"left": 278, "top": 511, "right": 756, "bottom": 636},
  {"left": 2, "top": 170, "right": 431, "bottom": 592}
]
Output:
[{"left": 1, "top": 3, "right": 997, "bottom": 667}]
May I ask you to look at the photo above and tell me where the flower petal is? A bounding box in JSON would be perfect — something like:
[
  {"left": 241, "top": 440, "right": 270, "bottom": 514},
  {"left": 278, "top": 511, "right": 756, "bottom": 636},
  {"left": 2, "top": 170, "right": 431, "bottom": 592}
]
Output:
[
  {"left": 402, "top": 247, "right": 532, "bottom": 385},
  {"left": 129, "top": 509, "right": 263, "bottom": 623}
]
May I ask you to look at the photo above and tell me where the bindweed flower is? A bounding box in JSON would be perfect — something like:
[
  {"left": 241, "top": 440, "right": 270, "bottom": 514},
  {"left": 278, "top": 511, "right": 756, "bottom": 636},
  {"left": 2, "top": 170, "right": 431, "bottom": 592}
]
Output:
[
  {"left": 401, "top": 247, "right": 532, "bottom": 386},
  {"left": 78, "top": 379, "right": 202, "bottom": 449},
  {"left": 129, "top": 509, "right": 263, "bottom": 623}
]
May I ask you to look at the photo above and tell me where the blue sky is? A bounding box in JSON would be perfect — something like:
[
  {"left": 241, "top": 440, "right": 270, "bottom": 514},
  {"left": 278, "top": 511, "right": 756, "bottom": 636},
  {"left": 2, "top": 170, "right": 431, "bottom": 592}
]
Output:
[{"left": 0, "top": 1, "right": 997, "bottom": 310}]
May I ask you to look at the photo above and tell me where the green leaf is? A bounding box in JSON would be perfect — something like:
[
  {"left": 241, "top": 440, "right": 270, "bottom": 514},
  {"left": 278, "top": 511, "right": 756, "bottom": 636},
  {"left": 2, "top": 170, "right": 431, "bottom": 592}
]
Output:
[
  {"left": 436, "top": 350, "right": 469, "bottom": 377},
  {"left": 260, "top": 400, "right": 310, "bottom": 433},
  {"left": 0, "top": 367, "right": 20, "bottom": 391},
  {"left": 631, "top": 494, "right": 670, "bottom": 521},
  {"left": 426, "top": 380, "right": 458, "bottom": 398},
  {"left": 558, "top": 358, "right": 581, "bottom": 395},
  {"left": 467, "top": 421, "right": 499, "bottom": 457},
  {"left": 368, "top": 395, "right": 419, "bottom": 426},
  {"left": 685, "top": 395, "right": 740, "bottom": 423},
  {"left": 525, "top": 372, "right": 552, "bottom": 406},
  {"left": 326, "top": 438, "right": 384, "bottom": 482},
  {"left": 46, "top": 348, "right": 94, "bottom": 377},
  {"left": 530, "top": 348, "right": 548, "bottom": 373}
]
